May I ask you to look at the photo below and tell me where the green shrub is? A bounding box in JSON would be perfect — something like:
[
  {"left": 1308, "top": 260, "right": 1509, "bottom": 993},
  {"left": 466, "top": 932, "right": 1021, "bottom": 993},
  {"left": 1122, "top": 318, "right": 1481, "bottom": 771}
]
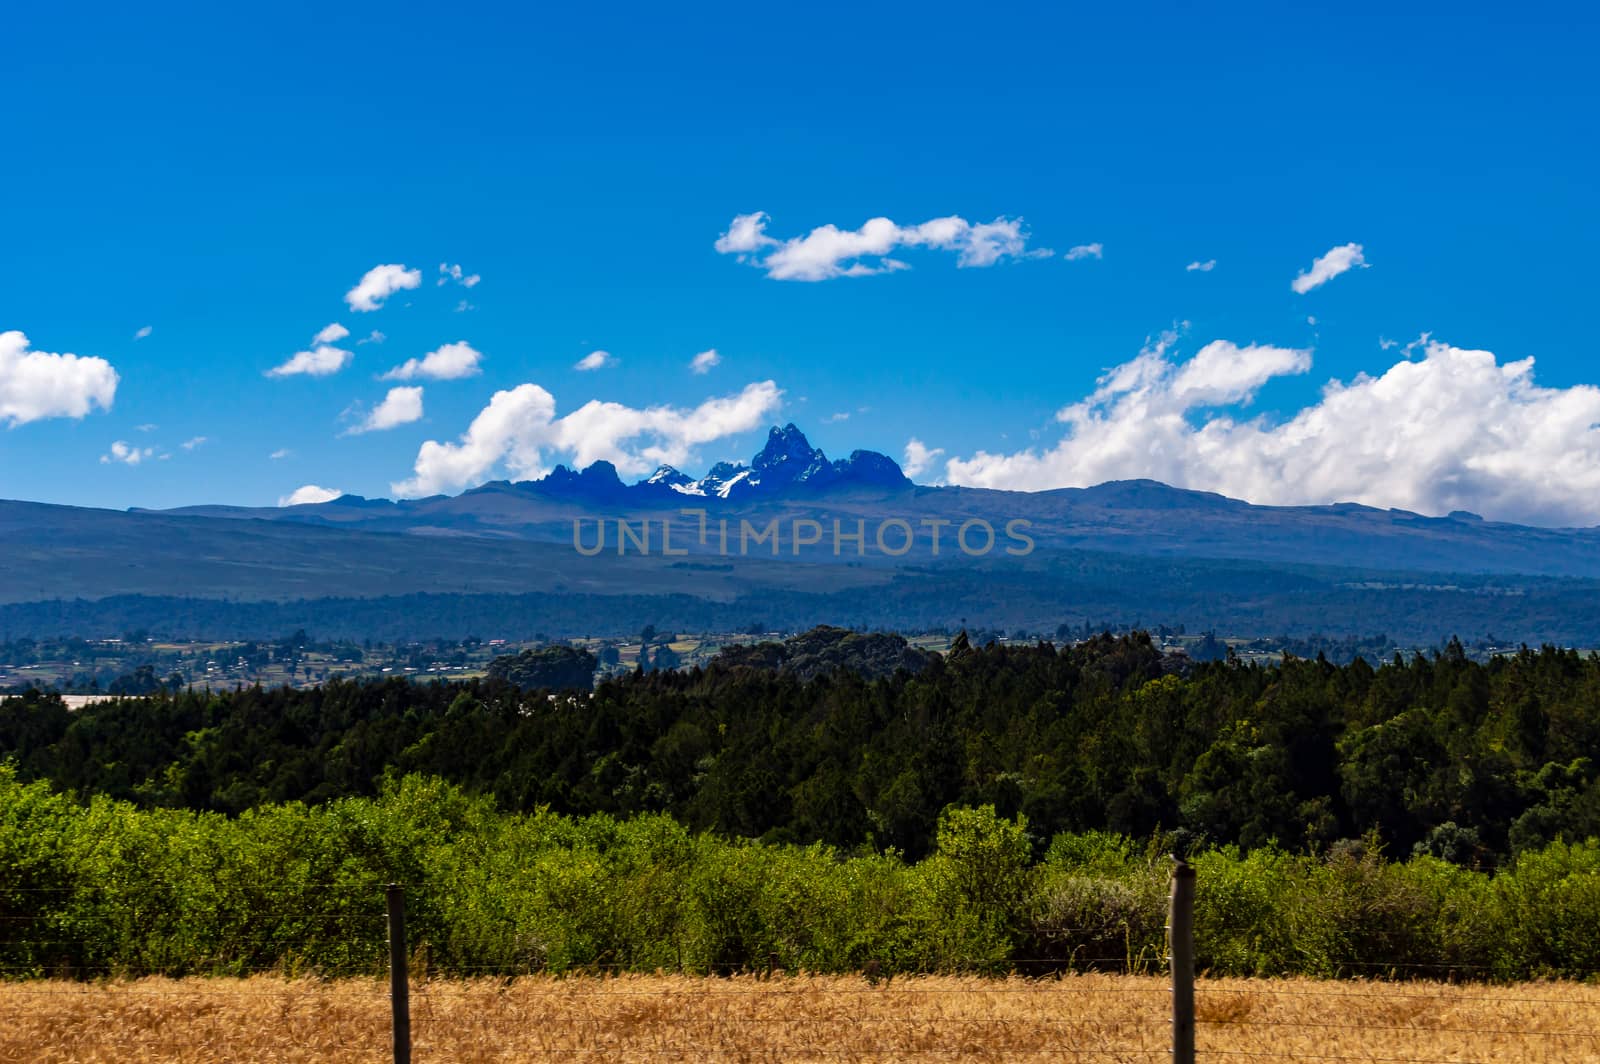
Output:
[{"left": 2, "top": 768, "right": 1597, "bottom": 981}]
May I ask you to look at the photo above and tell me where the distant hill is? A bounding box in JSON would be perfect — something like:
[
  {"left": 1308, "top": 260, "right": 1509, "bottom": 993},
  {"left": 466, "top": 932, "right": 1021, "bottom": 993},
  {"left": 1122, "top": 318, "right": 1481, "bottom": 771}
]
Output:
[{"left": 5, "top": 423, "right": 1600, "bottom": 643}]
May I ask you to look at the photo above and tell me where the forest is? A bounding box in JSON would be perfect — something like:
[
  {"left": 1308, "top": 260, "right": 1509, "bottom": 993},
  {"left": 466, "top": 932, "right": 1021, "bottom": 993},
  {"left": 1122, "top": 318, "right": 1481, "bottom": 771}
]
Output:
[{"left": 4, "top": 633, "right": 1599, "bottom": 864}]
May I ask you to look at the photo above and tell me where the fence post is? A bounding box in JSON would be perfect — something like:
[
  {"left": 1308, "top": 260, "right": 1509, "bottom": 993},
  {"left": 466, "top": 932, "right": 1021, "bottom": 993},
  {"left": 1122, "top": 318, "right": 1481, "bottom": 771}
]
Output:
[
  {"left": 387, "top": 884, "right": 411, "bottom": 1064},
  {"left": 1168, "top": 858, "right": 1196, "bottom": 1064}
]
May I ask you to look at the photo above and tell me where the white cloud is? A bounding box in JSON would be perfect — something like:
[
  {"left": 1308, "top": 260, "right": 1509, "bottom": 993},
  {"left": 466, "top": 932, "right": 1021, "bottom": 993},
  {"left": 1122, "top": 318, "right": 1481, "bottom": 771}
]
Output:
[
  {"left": 279, "top": 484, "right": 343, "bottom": 506},
  {"left": 357, "top": 330, "right": 386, "bottom": 345},
  {"left": 1186, "top": 259, "right": 1216, "bottom": 273},
  {"left": 825, "top": 411, "right": 850, "bottom": 423},
  {"left": 181, "top": 436, "right": 207, "bottom": 450},
  {"left": 100, "top": 440, "right": 154, "bottom": 466},
  {"left": 313, "top": 322, "right": 350, "bottom": 345},
  {"left": 943, "top": 334, "right": 1600, "bottom": 527},
  {"left": 381, "top": 341, "right": 483, "bottom": 381},
  {"left": 690, "top": 349, "right": 721, "bottom": 374},
  {"left": 0, "top": 331, "right": 119, "bottom": 427},
  {"left": 575, "top": 350, "right": 614, "bottom": 371},
  {"left": 348, "top": 386, "right": 424, "bottom": 434},
  {"left": 135, "top": 423, "right": 158, "bottom": 433},
  {"left": 903, "top": 438, "right": 945, "bottom": 480},
  {"left": 1064, "top": 243, "right": 1103, "bottom": 261},
  {"left": 394, "top": 379, "right": 783, "bottom": 497},
  {"left": 716, "top": 212, "right": 1049, "bottom": 281},
  {"left": 266, "top": 345, "right": 352, "bottom": 378},
  {"left": 714, "top": 212, "right": 778, "bottom": 256},
  {"left": 133, "top": 326, "right": 153, "bottom": 340},
  {"left": 454, "top": 299, "right": 475, "bottom": 313},
  {"left": 1292, "top": 243, "right": 1367, "bottom": 294},
  {"left": 344, "top": 264, "right": 422, "bottom": 312},
  {"left": 269, "top": 448, "right": 291, "bottom": 460},
  {"left": 438, "top": 263, "right": 481, "bottom": 288}
]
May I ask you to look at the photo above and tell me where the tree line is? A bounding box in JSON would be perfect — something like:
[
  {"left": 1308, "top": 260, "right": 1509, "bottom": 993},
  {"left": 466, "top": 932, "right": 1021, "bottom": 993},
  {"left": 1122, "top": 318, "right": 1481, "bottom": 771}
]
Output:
[{"left": 4, "top": 633, "right": 1599, "bottom": 863}]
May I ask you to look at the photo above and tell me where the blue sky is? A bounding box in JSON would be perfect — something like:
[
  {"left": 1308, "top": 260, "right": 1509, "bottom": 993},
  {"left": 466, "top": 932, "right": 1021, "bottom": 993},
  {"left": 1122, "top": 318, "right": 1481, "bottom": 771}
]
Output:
[{"left": 5, "top": 2, "right": 1600, "bottom": 524}]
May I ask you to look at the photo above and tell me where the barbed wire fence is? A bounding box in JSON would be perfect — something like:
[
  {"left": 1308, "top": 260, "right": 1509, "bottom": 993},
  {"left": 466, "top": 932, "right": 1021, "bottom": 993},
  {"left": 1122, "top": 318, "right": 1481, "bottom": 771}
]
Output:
[{"left": 3, "top": 864, "right": 1599, "bottom": 1062}]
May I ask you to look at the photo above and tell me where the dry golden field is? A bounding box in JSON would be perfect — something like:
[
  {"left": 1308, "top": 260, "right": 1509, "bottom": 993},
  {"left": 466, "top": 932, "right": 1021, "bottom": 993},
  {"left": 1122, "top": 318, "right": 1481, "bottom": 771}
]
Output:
[{"left": 2, "top": 972, "right": 1597, "bottom": 1063}]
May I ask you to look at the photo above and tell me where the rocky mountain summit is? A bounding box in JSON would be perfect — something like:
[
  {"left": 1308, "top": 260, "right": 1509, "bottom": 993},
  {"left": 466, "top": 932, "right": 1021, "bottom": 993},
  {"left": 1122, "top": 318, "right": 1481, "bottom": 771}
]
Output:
[{"left": 636, "top": 424, "right": 910, "bottom": 500}]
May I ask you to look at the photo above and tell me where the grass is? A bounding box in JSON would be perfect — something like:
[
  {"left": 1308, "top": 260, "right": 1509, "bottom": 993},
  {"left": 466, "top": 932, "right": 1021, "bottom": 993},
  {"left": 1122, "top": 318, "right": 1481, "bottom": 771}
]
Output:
[{"left": 3, "top": 973, "right": 1599, "bottom": 1062}]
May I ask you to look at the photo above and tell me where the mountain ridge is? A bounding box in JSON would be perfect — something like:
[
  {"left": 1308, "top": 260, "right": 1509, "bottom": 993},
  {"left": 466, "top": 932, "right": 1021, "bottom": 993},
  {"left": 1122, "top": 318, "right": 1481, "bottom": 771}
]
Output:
[
  {"left": 7, "top": 423, "right": 1600, "bottom": 633},
  {"left": 132, "top": 423, "right": 1593, "bottom": 532},
  {"left": 507, "top": 423, "right": 913, "bottom": 501}
]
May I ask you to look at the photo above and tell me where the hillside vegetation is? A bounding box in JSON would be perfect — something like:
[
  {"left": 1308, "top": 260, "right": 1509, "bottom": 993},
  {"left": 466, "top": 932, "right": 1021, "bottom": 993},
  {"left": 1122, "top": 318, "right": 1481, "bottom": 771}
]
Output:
[
  {"left": 4, "top": 635, "right": 1599, "bottom": 860},
  {"left": 2, "top": 770, "right": 1599, "bottom": 980},
  {"left": 8, "top": 556, "right": 1600, "bottom": 644}
]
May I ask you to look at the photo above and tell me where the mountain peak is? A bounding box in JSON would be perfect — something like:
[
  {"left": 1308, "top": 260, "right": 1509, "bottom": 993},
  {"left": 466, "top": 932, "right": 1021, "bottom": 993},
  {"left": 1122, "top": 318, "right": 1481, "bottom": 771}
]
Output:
[
  {"left": 831, "top": 449, "right": 911, "bottom": 488},
  {"left": 540, "top": 460, "right": 627, "bottom": 497},
  {"left": 753, "top": 423, "right": 823, "bottom": 476},
  {"left": 645, "top": 465, "right": 692, "bottom": 487},
  {"left": 541, "top": 425, "right": 909, "bottom": 500}
]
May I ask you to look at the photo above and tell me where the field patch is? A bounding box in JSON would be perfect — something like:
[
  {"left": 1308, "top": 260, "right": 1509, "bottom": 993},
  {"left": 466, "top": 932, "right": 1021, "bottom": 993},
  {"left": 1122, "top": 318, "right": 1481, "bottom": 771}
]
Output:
[{"left": 4, "top": 973, "right": 1598, "bottom": 1062}]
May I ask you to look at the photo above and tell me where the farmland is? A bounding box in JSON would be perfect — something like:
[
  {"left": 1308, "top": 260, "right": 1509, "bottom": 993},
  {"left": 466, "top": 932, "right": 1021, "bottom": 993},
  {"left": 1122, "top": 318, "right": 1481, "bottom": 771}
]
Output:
[{"left": 4, "top": 973, "right": 1596, "bottom": 1062}]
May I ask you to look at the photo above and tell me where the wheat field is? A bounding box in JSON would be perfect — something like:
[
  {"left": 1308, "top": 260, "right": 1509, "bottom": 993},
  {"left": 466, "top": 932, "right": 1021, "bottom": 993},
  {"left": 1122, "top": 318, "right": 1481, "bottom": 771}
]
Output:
[{"left": 2, "top": 973, "right": 1597, "bottom": 1063}]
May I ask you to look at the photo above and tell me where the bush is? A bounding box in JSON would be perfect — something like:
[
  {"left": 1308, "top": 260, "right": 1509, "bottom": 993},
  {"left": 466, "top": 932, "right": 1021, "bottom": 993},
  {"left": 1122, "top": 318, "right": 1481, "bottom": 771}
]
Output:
[{"left": 1, "top": 767, "right": 1597, "bottom": 981}]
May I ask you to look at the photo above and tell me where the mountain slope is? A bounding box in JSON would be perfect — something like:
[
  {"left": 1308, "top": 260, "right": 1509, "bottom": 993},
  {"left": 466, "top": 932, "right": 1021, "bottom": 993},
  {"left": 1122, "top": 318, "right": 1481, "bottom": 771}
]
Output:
[
  {"left": 6, "top": 423, "right": 1600, "bottom": 646},
  {"left": 133, "top": 423, "right": 1600, "bottom": 578}
]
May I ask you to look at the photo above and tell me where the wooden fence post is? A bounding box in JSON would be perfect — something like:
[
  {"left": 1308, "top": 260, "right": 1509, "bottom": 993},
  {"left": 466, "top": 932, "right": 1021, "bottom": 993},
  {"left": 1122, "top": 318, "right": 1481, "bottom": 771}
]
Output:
[
  {"left": 387, "top": 884, "right": 411, "bottom": 1064},
  {"left": 1168, "top": 859, "right": 1196, "bottom": 1064}
]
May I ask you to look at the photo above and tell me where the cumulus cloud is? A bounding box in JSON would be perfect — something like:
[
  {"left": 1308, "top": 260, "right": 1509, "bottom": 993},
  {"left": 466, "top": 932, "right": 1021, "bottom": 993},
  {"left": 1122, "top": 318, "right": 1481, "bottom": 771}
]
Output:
[
  {"left": 943, "top": 334, "right": 1600, "bottom": 527},
  {"left": 714, "top": 213, "right": 777, "bottom": 256},
  {"left": 344, "top": 264, "right": 422, "bottom": 312},
  {"left": 575, "top": 350, "right": 614, "bottom": 371},
  {"left": 348, "top": 386, "right": 424, "bottom": 434},
  {"left": 381, "top": 341, "right": 483, "bottom": 381},
  {"left": 313, "top": 322, "right": 350, "bottom": 345},
  {"left": 133, "top": 326, "right": 153, "bottom": 340},
  {"left": 269, "top": 448, "right": 291, "bottom": 460},
  {"left": 100, "top": 440, "right": 154, "bottom": 465},
  {"left": 1064, "top": 243, "right": 1103, "bottom": 261},
  {"left": 690, "top": 349, "right": 721, "bottom": 374},
  {"left": 266, "top": 345, "right": 352, "bottom": 378},
  {"left": 716, "top": 211, "right": 1049, "bottom": 281},
  {"left": 394, "top": 379, "right": 783, "bottom": 497},
  {"left": 1292, "top": 243, "right": 1367, "bottom": 294},
  {"left": 1186, "top": 259, "right": 1216, "bottom": 272},
  {"left": 357, "top": 330, "right": 386, "bottom": 345},
  {"left": 438, "top": 263, "right": 481, "bottom": 288},
  {"left": 0, "top": 331, "right": 119, "bottom": 427},
  {"left": 279, "top": 484, "right": 343, "bottom": 506},
  {"left": 903, "top": 438, "right": 946, "bottom": 480},
  {"left": 181, "top": 436, "right": 207, "bottom": 451}
]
